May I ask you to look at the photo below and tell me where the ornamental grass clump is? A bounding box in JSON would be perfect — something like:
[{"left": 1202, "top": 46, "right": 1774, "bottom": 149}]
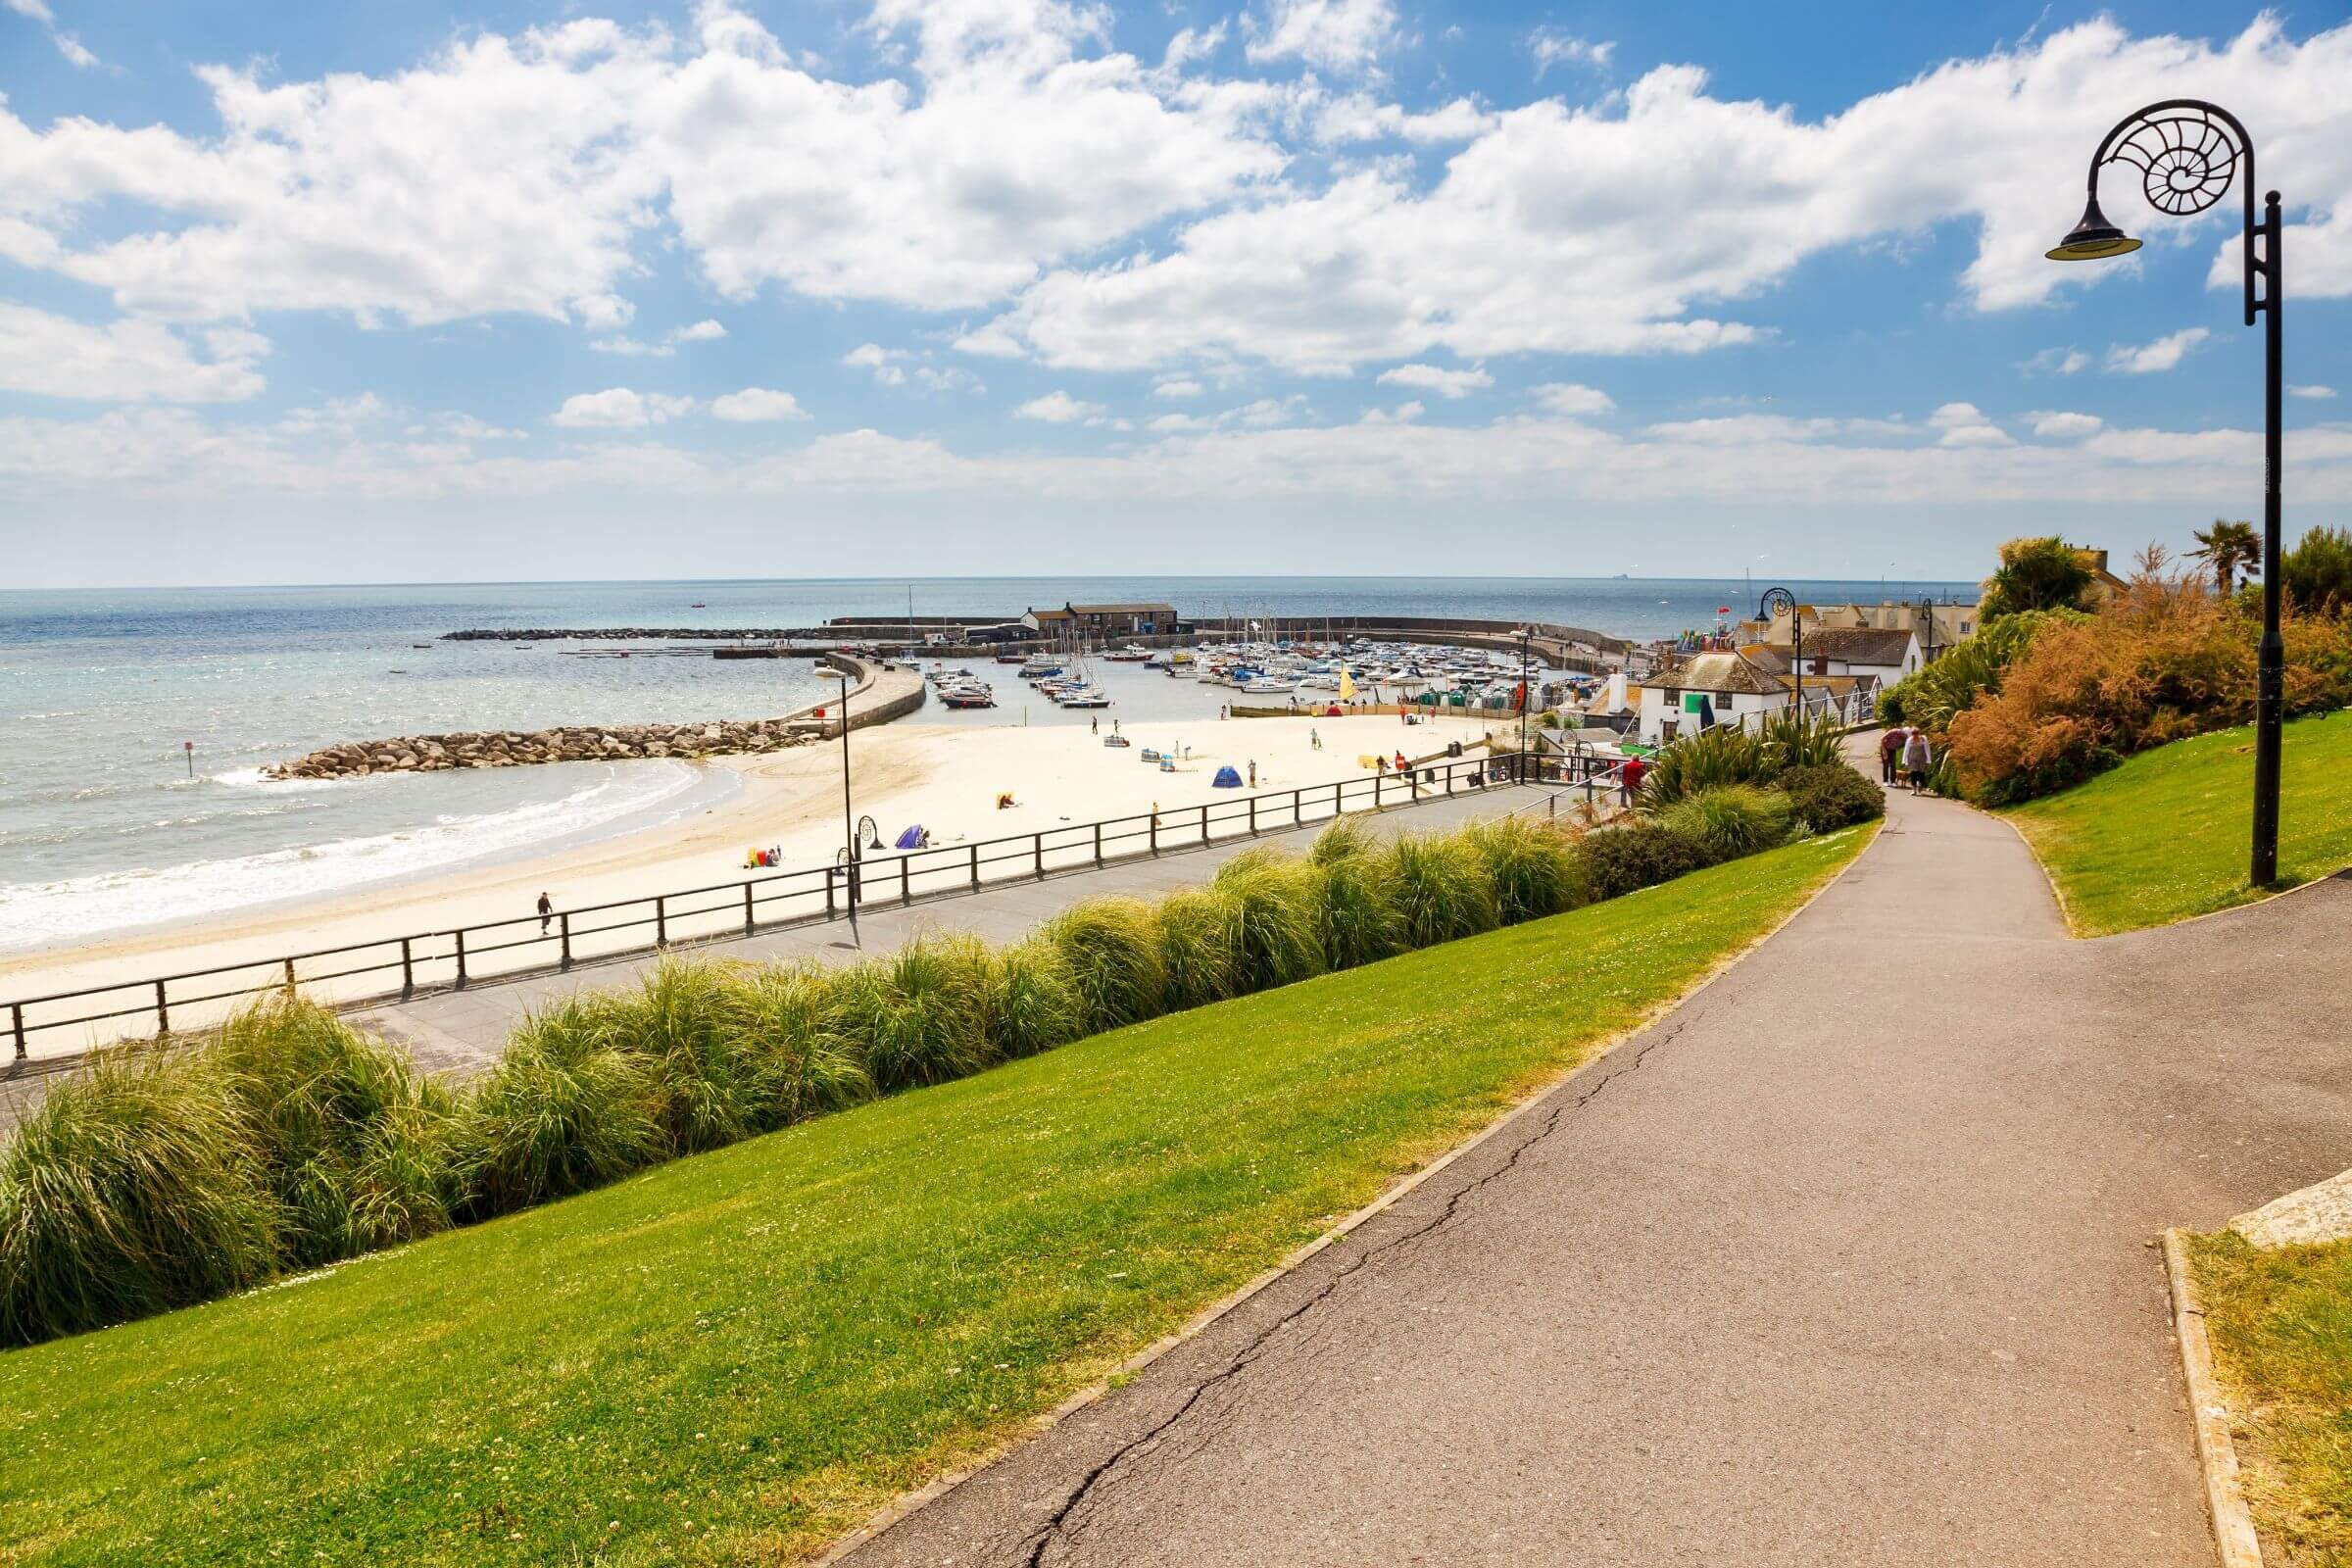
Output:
[
  {"left": 1380, "top": 832, "right": 1500, "bottom": 950},
  {"left": 1635, "top": 725, "right": 1781, "bottom": 807},
  {"left": 1211, "top": 851, "right": 1328, "bottom": 991},
  {"left": 1660, "top": 785, "right": 1796, "bottom": 862},
  {"left": 983, "top": 939, "right": 1086, "bottom": 1060},
  {"left": 1462, "top": 817, "right": 1589, "bottom": 924},
  {"left": 0, "top": 1050, "right": 282, "bottom": 1346},
  {"left": 210, "top": 996, "right": 462, "bottom": 1264},
  {"left": 826, "top": 935, "right": 997, "bottom": 1094},
  {"left": 1043, "top": 898, "right": 1168, "bottom": 1034},
  {"left": 605, "top": 962, "right": 791, "bottom": 1153},
  {"left": 464, "top": 1003, "right": 666, "bottom": 1217},
  {"left": 1307, "top": 818, "right": 1407, "bottom": 969},
  {"left": 1154, "top": 887, "right": 1246, "bottom": 1009},
  {"left": 724, "top": 964, "right": 871, "bottom": 1118}
]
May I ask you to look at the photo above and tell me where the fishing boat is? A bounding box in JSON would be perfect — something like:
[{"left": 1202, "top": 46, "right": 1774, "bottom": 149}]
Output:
[
  {"left": 1058, "top": 687, "right": 1111, "bottom": 709},
  {"left": 1104, "top": 645, "right": 1152, "bottom": 662}
]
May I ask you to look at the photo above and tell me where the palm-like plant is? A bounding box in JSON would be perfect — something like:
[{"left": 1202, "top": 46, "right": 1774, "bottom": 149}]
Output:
[{"left": 2188, "top": 519, "right": 2262, "bottom": 596}]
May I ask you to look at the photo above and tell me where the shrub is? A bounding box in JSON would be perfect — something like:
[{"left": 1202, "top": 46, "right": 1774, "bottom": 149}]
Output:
[
  {"left": 1462, "top": 817, "right": 1588, "bottom": 923},
  {"left": 1878, "top": 609, "right": 2075, "bottom": 729},
  {"left": 1155, "top": 887, "right": 1247, "bottom": 1009},
  {"left": 1211, "top": 851, "right": 1328, "bottom": 991},
  {"left": 1979, "top": 535, "right": 2099, "bottom": 620},
  {"left": 1773, "top": 763, "right": 1886, "bottom": 833},
  {"left": 1311, "top": 847, "right": 1407, "bottom": 970},
  {"left": 1757, "top": 710, "right": 1845, "bottom": 770},
  {"left": 2279, "top": 524, "right": 2352, "bottom": 615},
  {"left": 1636, "top": 725, "right": 1781, "bottom": 807},
  {"left": 209, "top": 996, "right": 461, "bottom": 1265},
  {"left": 1581, "top": 819, "right": 1716, "bottom": 901},
  {"left": 983, "top": 940, "right": 1086, "bottom": 1060},
  {"left": 1380, "top": 832, "right": 1500, "bottom": 949},
  {"left": 465, "top": 1004, "right": 666, "bottom": 1216},
  {"left": 725, "top": 964, "right": 870, "bottom": 1119},
  {"left": 826, "top": 935, "right": 996, "bottom": 1094},
  {"left": 605, "top": 963, "right": 792, "bottom": 1154},
  {"left": 0, "top": 1050, "right": 282, "bottom": 1346},
  {"left": 1041, "top": 899, "right": 1168, "bottom": 1034},
  {"left": 1660, "top": 785, "right": 1794, "bottom": 861}
]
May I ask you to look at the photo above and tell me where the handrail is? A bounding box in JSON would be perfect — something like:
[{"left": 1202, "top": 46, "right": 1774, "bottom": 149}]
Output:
[{"left": 3, "top": 749, "right": 1533, "bottom": 1064}]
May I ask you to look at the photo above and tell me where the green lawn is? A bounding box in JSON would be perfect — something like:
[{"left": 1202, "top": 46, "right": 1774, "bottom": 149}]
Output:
[
  {"left": 0, "top": 827, "right": 1871, "bottom": 1567},
  {"left": 2003, "top": 710, "right": 2352, "bottom": 937},
  {"left": 2191, "top": 1231, "right": 2352, "bottom": 1565}
]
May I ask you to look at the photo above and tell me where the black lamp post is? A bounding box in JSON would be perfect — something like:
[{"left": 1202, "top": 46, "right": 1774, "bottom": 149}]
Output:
[
  {"left": 1758, "top": 587, "right": 1800, "bottom": 720},
  {"left": 1515, "top": 625, "right": 1533, "bottom": 776},
  {"left": 820, "top": 664, "right": 859, "bottom": 946},
  {"left": 2047, "top": 99, "right": 2284, "bottom": 887}
]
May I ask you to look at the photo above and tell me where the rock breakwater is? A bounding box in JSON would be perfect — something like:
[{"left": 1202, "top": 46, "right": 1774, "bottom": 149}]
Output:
[{"left": 264, "top": 718, "right": 817, "bottom": 780}]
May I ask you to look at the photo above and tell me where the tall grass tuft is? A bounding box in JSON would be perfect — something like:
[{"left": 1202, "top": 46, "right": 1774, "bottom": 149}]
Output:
[
  {"left": 1659, "top": 785, "right": 1795, "bottom": 862},
  {"left": 1211, "top": 851, "right": 1328, "bottom": 991},
  {"left": 1462, "top": 818, "right": 1590, "bottom": 924},
  {"left": 825, "top": 934, "right": 996, "bottom": 1094},
  {"left": 1758, "top": 711, "right": 1846, "bottom": 770},
  {"left": 1154, "top": 887, "right": 1246, "bottom": 1009},
  {"left": 1311, "top": 848, "right": 1407, "bottom": 971},
  {"left": 1380, "top": 832, "right": 1501, "bottom": 949},
  {"left": 725, "top": 964, "right": 870, "bottom": 1121},
  {"left": 1042, "top": 898, "right": 1168, "bottom": 1034},
  {"left": 604, "top": 963, "right": 789, "bottom": 1154},
  {"left": 984, "top": 940, "right": 1087, "bottom": 1060},
  {"left": 0, "top": 1050, "right": 282, "bottom": 1346},
  {"left": 464, "top": 1002, "right": 666, "bottom": 1217},
  {"left": 210, "top": 996, "right": 460, "bottom": 1263},
  {"left": 1307, "top": 814, "right": 1376, "bottom": 866},
  {"left": 1635, "top": 725, "right": 1781, "bottom": 807}
]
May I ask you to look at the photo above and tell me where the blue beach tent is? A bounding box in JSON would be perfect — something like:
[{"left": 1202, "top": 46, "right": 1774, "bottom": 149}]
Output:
[{"left": 1212, "top": 765, "right": 1244, "bottom": 789}]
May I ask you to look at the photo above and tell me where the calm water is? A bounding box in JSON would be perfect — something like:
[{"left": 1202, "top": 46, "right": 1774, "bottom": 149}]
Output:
[{"left": 0, "top": 575, "right": 1970, "bottom": 950}]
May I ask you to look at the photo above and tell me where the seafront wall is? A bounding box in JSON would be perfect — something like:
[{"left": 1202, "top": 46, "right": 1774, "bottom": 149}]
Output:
[{"left": 263, "top": 656, "right": 924, "bottom": 780}]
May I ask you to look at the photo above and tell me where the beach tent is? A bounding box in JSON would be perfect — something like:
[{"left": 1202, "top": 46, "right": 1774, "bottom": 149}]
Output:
[
  {"left": 1212, "top": 764, "right": 1244, "bottom": 788},
  {"left": 895, "top": 824, "right": 926, "bottom": 850}
]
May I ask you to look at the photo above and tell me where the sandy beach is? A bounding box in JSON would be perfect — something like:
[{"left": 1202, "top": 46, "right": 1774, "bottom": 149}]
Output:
[{"left": 3, "top": 710, "right": 1512, "bottom": 1053}]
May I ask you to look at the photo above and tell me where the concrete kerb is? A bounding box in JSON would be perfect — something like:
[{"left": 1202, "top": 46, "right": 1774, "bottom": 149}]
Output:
[
  {"left": 2161, "top": 1229, "right": 2267, "bottom": 1568},
  {"left": 1993, "top": 805, "right": 2352, "bottom": 942},
  {"left": 810, "top": 817, "right": 1886, "bottom": 1567}
]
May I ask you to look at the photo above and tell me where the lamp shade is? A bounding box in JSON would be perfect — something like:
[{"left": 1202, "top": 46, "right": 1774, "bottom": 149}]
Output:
[{"left": 2045, "top": 194, "right": 2142, "bottom": 261}]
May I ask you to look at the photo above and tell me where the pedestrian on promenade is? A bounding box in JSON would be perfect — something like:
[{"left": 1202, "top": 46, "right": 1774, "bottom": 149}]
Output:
[
  {"left": 1091, "top": 715, "right": 1098, "bottom": 735},
  {"left": 1902, "top": 727, "right": 1933, "bottom": 793},
  {"left": 1879, "top": 724, "right": 1906, "bottom": 785},
  {"left": 1620, "top": 754, "right": 1646, "bottom": 806},
  {"left": 537, "top": 892, "right": 554, "bottom": 934}
]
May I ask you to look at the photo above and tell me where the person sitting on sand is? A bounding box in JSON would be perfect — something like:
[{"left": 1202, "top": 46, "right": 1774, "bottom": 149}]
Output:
[{"left": 997, "top": 791, "right": 1019, "bottom": 809}]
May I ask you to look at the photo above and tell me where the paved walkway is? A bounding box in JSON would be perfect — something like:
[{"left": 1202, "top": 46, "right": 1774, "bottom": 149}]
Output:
[
  {"left": 355, "top": 783, "right": 1569, "bottom": 1073},
  {"left": 839, "top": 780, "right": 2352, "bottom": 1565}
]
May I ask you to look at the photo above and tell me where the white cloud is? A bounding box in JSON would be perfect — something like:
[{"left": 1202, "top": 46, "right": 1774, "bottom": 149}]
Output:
[
  {"left": 1016, "top": 390, "right": 1103, "bottom": 423},
  {"left": 1153, "top": 378, "right": 1204, "bottom": 399},
  {"left": 1929, "top": 401, "right": 2009, "bottom": 448},
  {"left": 2031, "top": 412, "right": 2103, "bottom": 439},
  {"left": 1529, "top": 28, "right": 1612, "bottom": 77},
  {"left": 1245, "top": 0, "right": 1397, "bottom": 73},
  {"left": 1376, "top": 363, "right": 1493, "bottom": 399},
  {"left": 2289, "top": 384, "right": 2337, "bottom": 400},
  {"left": 551, "top": 388, "right": 696, "bottom": 427},
  {"left": 844, "top": 343, "right": 907, "bottom": 384},
  {"left": 710, "top": 387, "right": 808, "bottom": 422},
  {"left": 591, "top": 318, "right": 733, "bottom": 357},
  {"left": 2024, "top": 347, "right": 2089, "bottom": 376},
  {"left": 674, "top": 319, "right": 727, "bottom": 342},
  {"left": 0, "top": 303, "right": 267, "bottom": 402},
  {"left": 1530, "top": 382, "right": 1614, "bottom": 416},
  {"left": 6, "top": 0, "right": 99, "bottom": 68},
  {"left": 2106, "top": 327, "right": 2209, "bottom": 374}
]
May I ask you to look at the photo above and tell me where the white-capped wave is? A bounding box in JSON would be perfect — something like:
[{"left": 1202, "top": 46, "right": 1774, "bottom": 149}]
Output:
[{"left": 0, "top": 760, "right": 710, "bottom": 952}]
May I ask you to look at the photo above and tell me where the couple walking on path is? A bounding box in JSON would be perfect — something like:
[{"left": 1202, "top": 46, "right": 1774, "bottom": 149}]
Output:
[{"left": 1880, "top": 723, "right": 1933, "bottom": 792}]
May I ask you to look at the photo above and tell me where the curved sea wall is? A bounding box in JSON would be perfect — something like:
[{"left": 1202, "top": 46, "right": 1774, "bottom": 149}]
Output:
[{"left": 264, "top": 656, "right": 925, "bottom": 781}]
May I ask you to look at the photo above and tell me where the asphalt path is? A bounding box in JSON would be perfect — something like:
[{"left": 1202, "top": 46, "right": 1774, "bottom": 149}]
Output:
[{"left": 837, "top": 776, "right": 2352, "bottom": 1566}]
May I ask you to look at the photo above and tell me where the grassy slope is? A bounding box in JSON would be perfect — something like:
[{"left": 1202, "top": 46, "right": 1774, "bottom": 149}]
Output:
[
  {"left": 0, "top": 828, "right": 1871, "bottom": 1568},
  {"left": 2191, "top": 1232, "right": 2352, "bottom": 1565},
  {"left": 2004, "top": 709, "right": 2352, "bottom": 937}
]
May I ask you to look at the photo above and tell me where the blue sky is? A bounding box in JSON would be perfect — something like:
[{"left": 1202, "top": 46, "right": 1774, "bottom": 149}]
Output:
[{"left": 1, "top": 0, "right": 2347, "bottom": 587}]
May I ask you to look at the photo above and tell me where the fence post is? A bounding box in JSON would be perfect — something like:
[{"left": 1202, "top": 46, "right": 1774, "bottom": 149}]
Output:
[
  {"left": 1034, "top": 833, "right": 1045, "bottom": 880},
  {"left": 969, "top": 844, "right": 980, "bottom": 892},
  {"left": 1094, "top": 822, "right": 1103, "bottom": 867},
  {"left": 155, "top": 979, "right": 169, "bottom": 1036},
  {"left": 827, "top": 869, "right": 838, "bottom": 920},
  {"left": 902, "top": 858, "right": 911, "bottom": 906},
  {"left": 1249, "top": 795, "right": 1257, "bottom": 835},
  {"left": 1293, "top": 787, "right": 1301, "bottom": 826},
  {"left": 12, "top": 1002, "right": 25, "bottom": 1061},
  {"left": 1200, "top": 803, "right": 1209, "bottom": 844},
  {"left": 455, "top": 929, "right": 468, "bottom": 989},
  {"left": 744, "top": 883, "right": 756, "bottom": 935},
  {"left": 283, "top": 956, "right": 297, "bottom": 995},
  {"left": 401, "top": 937, "right": 414, "bottom": 999},
  {"left": 1374, "top": 774, "right": 1383, "bottom": 808},
  {"left": 1150, "top": 811, "right": 1158, "bottom": 856}
]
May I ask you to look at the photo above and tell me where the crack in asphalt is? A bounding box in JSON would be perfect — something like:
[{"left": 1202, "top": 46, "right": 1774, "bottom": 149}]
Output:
[{"left": 1009, "top": 1018, "right": 1690, "bottom": 1567}]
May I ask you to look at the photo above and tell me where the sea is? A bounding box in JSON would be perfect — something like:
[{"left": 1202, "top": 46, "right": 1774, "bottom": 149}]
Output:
[{"left": 0, "top": 575, "right": 1973, "bottom": 953}]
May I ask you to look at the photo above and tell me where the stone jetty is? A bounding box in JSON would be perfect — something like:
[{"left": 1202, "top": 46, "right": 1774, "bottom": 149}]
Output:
[
  {"left": 444, "top": 627, "right": 814, "bottom": 642},
  {"left": 264, "top": 718, "right": 820, "bottom": 780}
]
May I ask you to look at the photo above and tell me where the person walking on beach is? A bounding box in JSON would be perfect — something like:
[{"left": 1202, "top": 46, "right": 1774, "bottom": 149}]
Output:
[
  {"left": 1879, "top": 724, "right": 1906, "bottom": 786},
  {"left": 1248, "top": 760, "right": 1256, "bottom": 787},
  {"left": 537, "top": 892, "right": 554, "bottom": 935},
  {"left": 1309, "top": 726, "right": 1320, "bottom": 751},
  {"left": 1902, "top": 726, "right": 1933, "bottom": 793},
  {"left": 1091, "top": 714, "right": 1098, "bottom": 735}
]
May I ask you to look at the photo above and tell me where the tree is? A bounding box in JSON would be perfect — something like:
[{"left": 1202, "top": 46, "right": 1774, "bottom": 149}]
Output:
[
  {"left": 2188, "top": 519, "right": 2262, "bottom": 595},
  {"left": 1979, "top": 536, "right": 2097, "bottom": 620},
  {"left": 2278, "top": 524, "right": 2352, "bottom": 614}
]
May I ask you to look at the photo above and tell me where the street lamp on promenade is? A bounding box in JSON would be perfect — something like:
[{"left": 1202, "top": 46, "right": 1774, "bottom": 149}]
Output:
[
  {"left": 1515, "top": 625, "right": 1534, "bottom": 778},
  {"left": 818, "top": 662, "right": 859, "bottom": 947},
  {"left": 2046, "top": 99, "right": 2285, "bottom": 887},
  {"left": 1757, "top": 588, "right": 1800, "bottom": 719}
]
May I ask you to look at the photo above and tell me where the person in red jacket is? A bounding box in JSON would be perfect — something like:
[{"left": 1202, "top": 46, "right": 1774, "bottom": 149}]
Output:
[{"left": 1619, "top": 754, "right": 1646, "bottom": 805}]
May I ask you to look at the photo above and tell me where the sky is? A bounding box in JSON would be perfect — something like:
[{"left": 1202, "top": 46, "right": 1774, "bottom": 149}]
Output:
[{"left": 0, "top": 0, "right": 2348, "bottom": 589}]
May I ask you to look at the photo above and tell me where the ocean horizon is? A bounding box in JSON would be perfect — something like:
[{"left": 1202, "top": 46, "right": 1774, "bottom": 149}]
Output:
[{"left": 0, "top": 574, "right": 1974, "bottom": 950}]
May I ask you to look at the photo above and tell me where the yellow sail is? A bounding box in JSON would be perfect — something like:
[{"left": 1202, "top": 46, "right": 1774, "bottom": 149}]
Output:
[{"left": 1337, "top": 668, "right": 1356, "bottom": 702}]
